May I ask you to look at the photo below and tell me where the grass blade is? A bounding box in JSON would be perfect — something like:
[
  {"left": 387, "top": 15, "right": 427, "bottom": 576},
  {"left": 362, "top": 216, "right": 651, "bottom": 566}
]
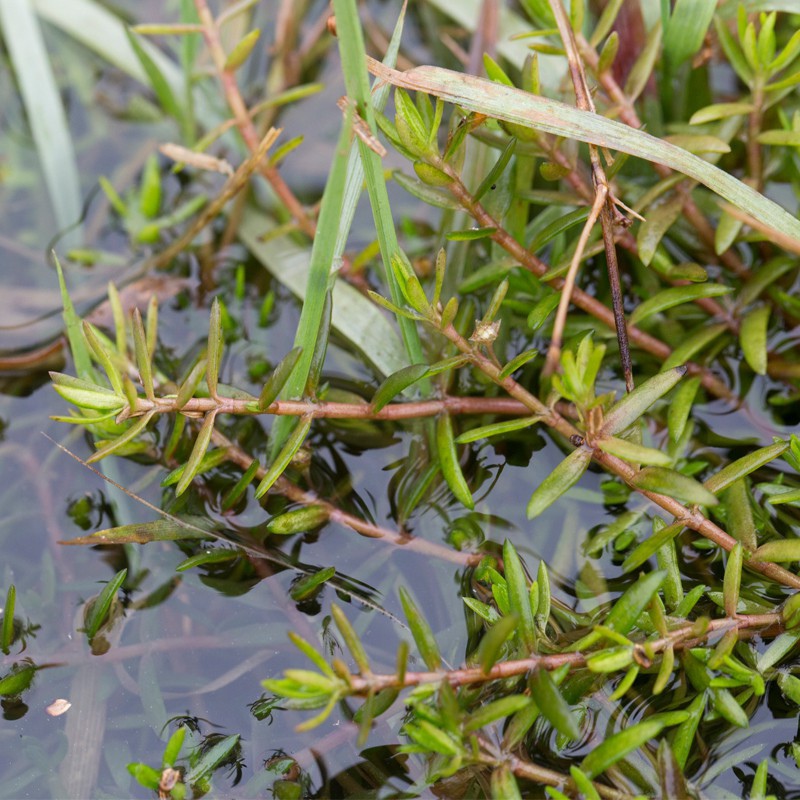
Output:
[
  {"left": 368, "top": 61, "right": 800, "bottom": 242},
  {"left": 0, "top": 0, "right": 82, "bottom": 246}
]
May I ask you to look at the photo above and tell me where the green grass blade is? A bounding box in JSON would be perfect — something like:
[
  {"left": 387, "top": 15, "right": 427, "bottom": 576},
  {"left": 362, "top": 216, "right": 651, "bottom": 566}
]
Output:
[
  {"left": 369, "top": 62, "right": 800, "bottom": 243},
  {"left": 0, "top": 0, "right": 82, "bottom": 247},
  {"left": 333, "top": 0, "right": 427, "bottom": 375}
]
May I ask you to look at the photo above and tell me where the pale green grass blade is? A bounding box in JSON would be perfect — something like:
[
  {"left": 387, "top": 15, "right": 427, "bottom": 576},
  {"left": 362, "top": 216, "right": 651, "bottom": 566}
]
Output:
[
  {"left": 0, "top": 0, "right": 82, "bottom": 247},
  {"left": 333, "top": 0, "right": 426, "bottom": 372},
  {"left": 369, "top": 62, "right": 800, "bottom": 243},
  {"left": 238, "top": 207, "right": 407, "bottom": 379},
  {"left": 32, "top": 0, "right": 184, "bottom": 93}
]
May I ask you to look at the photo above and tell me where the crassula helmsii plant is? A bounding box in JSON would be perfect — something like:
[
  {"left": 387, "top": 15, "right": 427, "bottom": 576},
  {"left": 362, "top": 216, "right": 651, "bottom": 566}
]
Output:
[{"left": 39, "top": 0, "right": 800, "bottom": 796}]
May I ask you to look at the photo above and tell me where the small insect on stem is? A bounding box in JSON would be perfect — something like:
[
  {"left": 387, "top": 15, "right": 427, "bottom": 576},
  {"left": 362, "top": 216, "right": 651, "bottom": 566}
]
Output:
[{"left": 337, "top": 96, "right": 387, "bottom": 157}]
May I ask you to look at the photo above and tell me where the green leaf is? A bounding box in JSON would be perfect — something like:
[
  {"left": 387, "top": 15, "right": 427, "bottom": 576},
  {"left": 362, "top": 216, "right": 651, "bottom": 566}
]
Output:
[
  {"left": 254, "top": 416, "right": 312, "bottom": 499},
  {"left": 752, "top": 539, "right": 800, "bottom": 563},
  {"left": 668, "top": 376, "right": 701, "bottom": 442},
  {"left": 372, "top": 364, "right": 430, "bottom": 412},
  {"left": 1, "top": 585, "right": 16, "bottom": 653},
  {"left": 527, "top": 448, "right": 591, "bottom": 519},
  {"left": 581, "top": 718, "right": 667, "bottom": 777},
  {"left": 258, "top": 347, "right": 303, "bottom": 410},
  {"left": 162, "top": 725, "right": 186, "bottom": 769},
  {"left": 176, "top": 411, "right": 217, "bottom": 497},
  {"left": 597, "top": 436, "right": 673, "bottom": 467},
  {"left": 711, "top": 688, "right": 749, "bottom": 728},
  {"left": 632, "top": 467, "right": 719, "bottom": 506},
  {"left": 757, "top": 630, "right": 800, "bottom": 673},
  {"left": 474, "top": 615, "right": 518, "bottom": 673},
  {"left": 176, "top": 359, "right": 207, "bottom": 409},
  {"left": 87, "top": 410, "right": 156, "bottom": 464},
  {"left": 446, "top": 227, "right": 496, "bottom": 241},
  {"left": 636, "top": 193, "right": 684, "bottom": 266},
  {"left": 0, "top": 0, "right": 82, "bottom": 246},
  {"left": 132, "top": 309, "right": 154, "bottom": 401},
  {"left": 704, "top": 441, "right": 787, "bottom": 494},
  {"left": 662, "top": 322, "right": 727, "bottom": 371},
  {"left": 715, "top": 210, "right": 744, "bottom": 255},
  {"left": 622, "top": 521, "right": 683, "bottom": 574},
  {"left": 630, "top": 284, "right": 733, "bottom": 326},
  {"left": 206, "top": 298, "right": 223, "bottom": 399},
  {"left": 61, "top": 518, "right": 211, "bottom": 546},
  {"left": 605, "top": 570, "right": 666, "bottom": 635},
  {"left": 498, "top": 348, "right": 539, "bottom": 380},
  {"left": 404, "top": 719, "right": 460, "bottom": 755},
  {"left": 689, "top": 102, "right": 755, "bottom": 124},
  {"left": 739, "top": 305, "right": 770, "bottom": 376},
  {"left": 767, "top": 487, "right": 800, "bottom": 506},
  {"left": 723, "top": 544, "right": 743, "bottom": 618},
  {"left": 503, "top": 540, "right": 536, "bottom": 652},
  {"left": 399, "top": 587, "right": 441, "bottom": 670},
  {"left": 671, "top": 691, "right": 705, "bottom": 769},
  {"left": 464, "top": 695, "right": 532, "bottom": 733},
  {"left": 0, "top": 664, "right": 36, "bottom": 697},
  {"left": 331, "top": 604, "right": 370, "bottom": 673},
  {"left": 586, "top": 646, "right": 634, "bottom": 673},
  {"left": 757, "top": 129, "right": 800, "bottom": 146},
  {"left": 175, "top": 549, "right": 239, "bottom": 572},
  {"left": 125, "top": 28, "right": 184, "bottom": 122},
  {"left": 726, "top": 479, "right": 758, "bottom": 550},
  {"left": 529, "top": 669, "right": 581, "bottom": 740},
  {"left": 455, "top": 416, "right": 541, "bottom": 444},
  {"left": 82, "top": 322, "right": 125, "bottom": 397},
  {"left": 436, "top": 414, "right": 474, "bottom": 509},
  {"left": 474, "top": 137, "right": 516, "bottom": 201},
  {"left": 490, "top": 764, "right": 522, "bottom": 800},
  {"left": 84, "top": 568, "right": 127, "bottom": 639},
  {"left": 184, "top": 734, "right": 240, "bottom": 784},
  {"left": 601, "top": 367, "right": 687, "bottom": 435},
  {"left": 777, "top": 673, "right": 800, "bottom": 705},
  {"left": 224, "top": 28, "right": 260, "bottom": 70},
  {"left": 267, "top": 506, "right": 329, "bottom": 536}
]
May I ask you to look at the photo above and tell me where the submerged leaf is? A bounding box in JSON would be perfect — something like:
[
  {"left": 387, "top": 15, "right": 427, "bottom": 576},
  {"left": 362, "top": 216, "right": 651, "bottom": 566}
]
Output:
[{"left": 527, "top": 447, "right": 591, "bottom": 518}]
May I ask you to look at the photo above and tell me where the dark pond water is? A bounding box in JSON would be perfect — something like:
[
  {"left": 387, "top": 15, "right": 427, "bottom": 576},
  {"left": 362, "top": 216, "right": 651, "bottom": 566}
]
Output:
[{"left": 2, "top": 2, "right": 800, "bottom": 799}]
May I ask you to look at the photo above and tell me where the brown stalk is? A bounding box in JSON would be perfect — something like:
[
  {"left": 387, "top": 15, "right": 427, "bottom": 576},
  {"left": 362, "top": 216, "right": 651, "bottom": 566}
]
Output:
[
  {"left": 547, "top": 0, "right": 634, "bottom": 392},
  {"left": 133, "top": 394, "right": 530, "bottom": 420},
  {"left": 344, "top": 612, "right": 783, "bottom": 694},
  {"left": 194, "top": 0, "right": 317, "bottom": 238}
]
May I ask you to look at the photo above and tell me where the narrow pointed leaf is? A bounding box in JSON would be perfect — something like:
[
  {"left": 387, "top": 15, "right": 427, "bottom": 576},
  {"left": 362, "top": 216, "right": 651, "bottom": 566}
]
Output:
[
  {"left": 622, "top": 522, "right": 683, "bottom": 573},
  {"left": 668, "top": 376, "right": 701, "bottom": 442},
  {"left": 399, "top": 587, "right": 441, "bottom": 670},
  {"left": 503, "top": 540, "right": 536, "bottom": 652},
  {"left": 710, "top": 688, "right": 748, "bottom": 728},
  {"left": 224, "top": 28, "right": 260, "bottom": 70},
  {"left": 290, "top": 566, "right": 336, "bottom": 602},
  {"left": 662, "top": 323, "right": 727, "bottom": 371},
  {"left": 605, "top": 570, "right": 666, "bottom": 635},
  {"left": 704, "top": 441, "right": 787, "bottom": 495},
  {"left": 254, "top": 416, "right": 312, "bottom": 499},
  {"left": 740, "top": 305, "right": 770, "bottom": 376},
  {"left": 88, "top": 410, "right": 156, "bottom": 463},
  {"left": 61, "top": 519, "right": 211, "bottom": 546},
  {"left": 752, "top": 539, "right": 800, "bottom": 563},
  {"left": 602, "top": 367, "right": 687, "bottom": 435},
  {"left": 723, "top": 544, "right": 743, "bottom": 618},
  {"left": 455, "top": 416, "right": 542, "bottom": 444},
  {"left": 465, "top": 695, "right": 532, "bottom": 733},
  {"left": 267, "top": 505, "right": 329, "bottom": 536},
  {"left": 474, "top": 615, "right": 518, "bottom": 673},
  {"left": 530, "top": 669, "right": 581, "bottom": 740},
  {"left": 176, "top": 411, "right": 217, "bottom": 496},
  {"left": 436, "top": 414, "right": 474, "bottom": 509},
  {"left": 2, "top": 585, "right": 16, "bottom": 653},
  {"left": 206, "top": 297, "right": 223, "bottom": 399},
  {"left": 331, "top": 604, "right": 370, "bottom": 673},
  {"left": 597, "top": 436, "right": 672, "bottom": 466},
  {"left": 84, "top": 568, "right": 127, "bottom": 639},
  {"left": 756, "top": 630, "right": 800, "bottom": 673},
  {"left": 632, "top": 467, "right": 719, "bottom": 506},
  {"left": 82, "top": 322, "right": 125, "bottom": 396},
  {"left": 630, "top": 284, "right": 733, "bottom": 326},
  {"left": 132, "top": 309, "right": 154, "bottom": 400},
  {"left": 372, "top": 364, "right": 430, "bottom": 412},
  {"left": 581, "top": 718, "right": 666, "bottom": 778},
  {"left": 258, "top": 347, "right": 303, "bottom": 410},
  {"left": 176, "top": 358, "right": 207, "bottom": 409},
  {"left": 527, "top": 447, "right": 591, "bottom": 519}
]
